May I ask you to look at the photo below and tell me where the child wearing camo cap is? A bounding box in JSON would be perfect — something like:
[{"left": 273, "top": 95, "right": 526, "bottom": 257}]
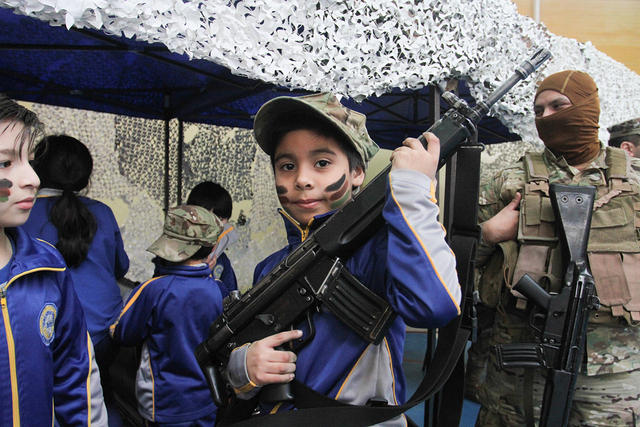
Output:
[
  {"left": 225, "top": 93, "right": 461, "bottom": 425},
  {"left": 111, "top": 205, "right": 225, "bottom": 426}
]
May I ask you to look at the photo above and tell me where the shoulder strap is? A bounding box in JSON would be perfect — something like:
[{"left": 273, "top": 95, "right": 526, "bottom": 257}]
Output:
[
  {"left": 604, "top": 146, "right": 635, "bottom": 193},
  {"left": 523, "top": 152, "right": 549, "bottom": 183},
  {"left": 605, "top": 146, "right": 629, "bottom": 180}
]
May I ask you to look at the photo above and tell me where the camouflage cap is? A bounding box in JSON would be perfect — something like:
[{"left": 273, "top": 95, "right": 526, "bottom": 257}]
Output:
[
  {"left": 608, "top": 117, "right": 640, "bottom": 140},
  {"left": 147, "top": 205, "right": 223, "bottom": 262},
  {"left": 253, "top": 93, "right": 379, "bottom": 167}
]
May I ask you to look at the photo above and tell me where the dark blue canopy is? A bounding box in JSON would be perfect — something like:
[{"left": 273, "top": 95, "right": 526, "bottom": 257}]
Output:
[{"left": 0, "top": 7, "right": 520, "bottom": 149}]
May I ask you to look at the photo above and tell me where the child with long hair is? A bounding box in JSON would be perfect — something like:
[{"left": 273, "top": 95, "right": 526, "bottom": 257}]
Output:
[{"left": 22, "top": 134, "right": 129, "bottom": 404}]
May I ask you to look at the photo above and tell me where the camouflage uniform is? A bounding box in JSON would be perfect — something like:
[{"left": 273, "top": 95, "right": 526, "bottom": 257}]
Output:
[{"left": 474, "top": 146, "right": 640, "bottom": 426}]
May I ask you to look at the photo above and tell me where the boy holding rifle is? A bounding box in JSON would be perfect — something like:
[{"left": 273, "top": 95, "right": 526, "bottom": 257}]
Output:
[{"left": 226, "top": 93, "right": 461, "bottom": 426}]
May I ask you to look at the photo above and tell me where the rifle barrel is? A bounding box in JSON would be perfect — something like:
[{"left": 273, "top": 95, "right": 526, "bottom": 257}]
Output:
[{"left": 478, "top": 48, "right": 552, "bottom": 119}]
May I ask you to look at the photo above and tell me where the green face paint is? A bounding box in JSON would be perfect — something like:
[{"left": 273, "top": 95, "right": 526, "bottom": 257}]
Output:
[
  {"left": 327, "top": 174, "right": 351, "bottom": 209},
  {"left": 329, "top": 187, "right": 351, "bottom": 210}
]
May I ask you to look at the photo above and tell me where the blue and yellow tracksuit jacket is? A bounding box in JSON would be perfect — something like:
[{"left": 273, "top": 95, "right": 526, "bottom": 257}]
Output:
[
  {"left": 228, "top": 169, "right": 462, "bottom": 426},
  {"left": 110, "top": 262, "right": 223, "bottom": 424},
  {"left": 22, "top": 192, "right": 130, "bottom": 346},
  {"left": 213, "top": 252, "right": 237, "bottom": 298},
  {"left": 0, "top": 227, "right": 104, "bottom": 426}
]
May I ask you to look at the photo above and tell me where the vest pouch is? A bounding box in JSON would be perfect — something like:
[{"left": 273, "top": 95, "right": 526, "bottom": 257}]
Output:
[
  {"left": 588, "top": 196, "right": 640, "bottom": 253},
  {"left": 478, "top": 240, "right": 518, "bottom": 308},
  {"left": 621, "top": 253, "right": 640, "bottom": 323},
  {"left": 588, "top": 252, "right": 631, "bottom": 322},
  {"left": 518, "top": 193, "right": 557, "bottom": 244},
  {"left": 635, "top": 201, "right": 640, "bottom": 240}
]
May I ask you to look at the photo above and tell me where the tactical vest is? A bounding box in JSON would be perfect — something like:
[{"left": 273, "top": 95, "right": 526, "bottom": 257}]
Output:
[{"left": 489, "top": 147, "right": 640, "bottom": 324}]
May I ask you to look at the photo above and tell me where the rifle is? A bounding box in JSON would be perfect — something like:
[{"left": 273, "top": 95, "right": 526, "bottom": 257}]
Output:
[
  {"left": 195, "top": 48, "right": 551, "bottom": 416},
  {"left": 494, "top": 184, "right": 601, "bottom": 426}
]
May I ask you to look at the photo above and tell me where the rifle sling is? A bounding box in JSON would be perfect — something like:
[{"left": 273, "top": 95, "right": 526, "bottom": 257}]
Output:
[
  {"left": 429, "top": 144, "right": 482, "bottom": 427},
  {"left": 219, "top": 320, "right": 469, "bottom": 427}
]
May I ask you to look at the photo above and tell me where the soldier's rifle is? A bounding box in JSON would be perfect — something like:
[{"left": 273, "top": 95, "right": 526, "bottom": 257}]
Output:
[{"left": 494, "top": 184, "right": 601, "bottom": 427}]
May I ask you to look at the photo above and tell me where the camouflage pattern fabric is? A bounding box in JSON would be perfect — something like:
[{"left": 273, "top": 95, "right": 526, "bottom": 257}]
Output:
[
  {"left": 585, "top": 319, "right": 640, "bottom": 375},
  {"left": 477, "top": 146, "right": 640, "bottom": 264},
  {"left": 475, "top": 312, "right": 640, "bottom": 426},
  {"left": 465, "top": 323, "right": 493, "bottom": 403},
  {"left": 253, "top": 92, "right": 379, "bottom": 165},
  {"left": 473, "top": 146, "right": 640, "bottom": 426},
  {"left": 608, "top": 117, "right": 640, "bottom": 140},
  {"left": 147, "top": 205, "right": 223, "bottom": 262}
]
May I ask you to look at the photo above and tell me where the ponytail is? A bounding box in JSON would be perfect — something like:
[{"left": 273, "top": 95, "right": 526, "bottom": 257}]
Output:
[
  {"left": 50, "top": 189, "right": 97, "bottom": 267},
  {"left": 33, "top": 135, "right": 96, "bottom": 267}
]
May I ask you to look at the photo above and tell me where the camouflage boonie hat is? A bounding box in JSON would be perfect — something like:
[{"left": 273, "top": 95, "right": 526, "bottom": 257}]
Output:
[
  {"left": 147, "top": 205, "right": 223, "bottom": 262},
  {"left": 608, "top": 117, "right": 640, "bottom": 140},
  {"left": 253, "top": 93, "right": 379, "bottom": 167}
]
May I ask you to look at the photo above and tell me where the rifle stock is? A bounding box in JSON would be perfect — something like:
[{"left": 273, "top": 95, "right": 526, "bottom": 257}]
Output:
[
  {"left": 494, "top": 184, "right": 600, "bottom": 426},
  {"left": 196, "top": 49, "right": 551, "bottom": 409}
]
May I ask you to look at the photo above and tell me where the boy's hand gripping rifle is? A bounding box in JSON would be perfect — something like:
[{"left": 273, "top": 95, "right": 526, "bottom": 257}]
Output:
[
  {"left": 195, "top": 49, "right": 551, "bottom": 409},
  {"left": 494, "top": 184, "right": 600, "bottom": 427}
]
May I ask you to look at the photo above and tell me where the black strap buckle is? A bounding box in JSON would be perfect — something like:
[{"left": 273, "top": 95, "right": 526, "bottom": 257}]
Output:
[{"left": 366, "top": 398, "right": 388, "bottom": 407}]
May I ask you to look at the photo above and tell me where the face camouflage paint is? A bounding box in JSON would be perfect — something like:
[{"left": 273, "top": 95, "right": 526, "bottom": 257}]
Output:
[
  {"left": 0, "top": 179, "right": 12, "bottom": 202},
  {"left": 325, "top": 174, "right": 346, "bottom": 193},
  {"left": 276, "top": 185, "right": 289, "bottom": 204},
  {"left": 327, "top": 174, "right": 350, "bottom": 209}
]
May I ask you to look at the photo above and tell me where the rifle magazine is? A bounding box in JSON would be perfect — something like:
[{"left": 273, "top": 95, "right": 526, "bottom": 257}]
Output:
[
  {"left": 494, "top": 343, "right": 547, "bottom": 369},
  {"left": 320, "top": 266, "right": 396, "bottom": 344}
]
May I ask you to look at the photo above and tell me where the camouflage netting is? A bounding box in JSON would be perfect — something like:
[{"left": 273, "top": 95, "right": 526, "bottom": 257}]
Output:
[
  {"left": 4, "top": 0, "right": 640, "bottom": 143},
  {"left": 479, "top": 140, "right": 539, "bottom": 183},
  {"left": 28, "top": 102, "right": 286, "bottom": 289}
]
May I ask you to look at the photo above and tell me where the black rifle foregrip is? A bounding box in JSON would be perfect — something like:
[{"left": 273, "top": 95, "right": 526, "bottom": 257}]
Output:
[{"left": 420, "top": 109, "right": 474, "bottom": 169}]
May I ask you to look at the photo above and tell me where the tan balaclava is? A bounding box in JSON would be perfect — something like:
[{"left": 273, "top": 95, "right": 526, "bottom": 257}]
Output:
[{"left": 534, "top": 70, "right": 600, "bottom": 165}]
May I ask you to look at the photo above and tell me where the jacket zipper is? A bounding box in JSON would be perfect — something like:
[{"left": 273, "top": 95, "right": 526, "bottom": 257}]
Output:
[
  {"left": 279, "top": 209, "right": 314, "bottom": 242},
  {"left": 0, "top": 265, "right": 66, "bottom": 426},
  {"left": 1, "top": 281, "right": 20, "bottom": 426}
]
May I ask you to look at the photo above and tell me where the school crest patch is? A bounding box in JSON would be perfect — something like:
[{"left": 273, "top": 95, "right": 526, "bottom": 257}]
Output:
[
  {"left": 38, "top": 303, "right": 57, "bottom": 346},
  {"left": 214, "top": 264, "right": 224, "bottom": 280}
]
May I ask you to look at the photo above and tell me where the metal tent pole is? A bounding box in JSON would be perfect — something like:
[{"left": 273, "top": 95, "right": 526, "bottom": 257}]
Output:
[
  {"left": 424, "top": 83, "right": 441, "bottom": 427},
  {"left": 177, "top": 119, "right": 184, "bottom": 205},
  {"left": 163, "top": 94, "right": 171, "bottom": 213}
]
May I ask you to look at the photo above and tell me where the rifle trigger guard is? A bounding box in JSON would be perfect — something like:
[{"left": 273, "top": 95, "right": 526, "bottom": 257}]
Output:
[{"left": 292, "top": 311, "right": 316, "bottom": 352}]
